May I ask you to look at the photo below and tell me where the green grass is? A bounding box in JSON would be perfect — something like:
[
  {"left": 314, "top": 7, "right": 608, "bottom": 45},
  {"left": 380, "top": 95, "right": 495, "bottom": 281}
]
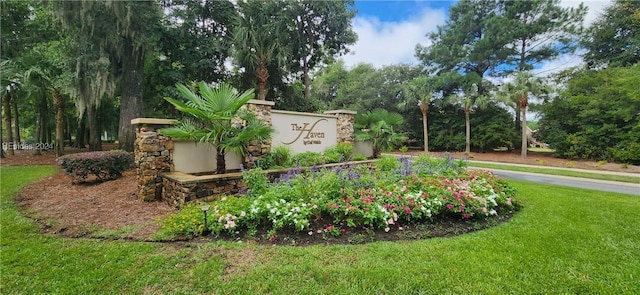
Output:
[
  {"left": 527, "top": 147, "right": 555, "bottom": 153},
  {"left": 2, "top": 166, "right": 639, "bottom": 294},
  {"left": 469, "top": 162, "right": 640, "bottom": 184}
]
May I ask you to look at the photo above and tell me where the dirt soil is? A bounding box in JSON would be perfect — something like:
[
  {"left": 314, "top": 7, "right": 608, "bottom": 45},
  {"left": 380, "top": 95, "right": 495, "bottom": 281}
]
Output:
[{"left": 3, "top": 147, "right": 638, "bottom": 244}]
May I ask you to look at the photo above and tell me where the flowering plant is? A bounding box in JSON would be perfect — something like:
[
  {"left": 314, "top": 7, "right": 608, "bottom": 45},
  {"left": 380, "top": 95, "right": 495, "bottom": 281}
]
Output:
[{"left": 160, "top": 154, "right": 522, "bottom": 240}]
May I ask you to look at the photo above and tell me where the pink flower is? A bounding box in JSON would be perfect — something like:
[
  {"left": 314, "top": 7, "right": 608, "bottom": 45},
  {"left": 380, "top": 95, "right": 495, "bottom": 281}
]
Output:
[
  {"left": 384, "top": 227, "right": 390, "bottom": 232},
  {"left": 462, "top": 214, "right": 470, "bottom": 219},
  {"left": 240, "top": 211, "right": 246, "bottom": 217},
  {"left": 447, "top": 204, "right": 454, "bottom": 210},
  {"left": 387, "top": 218, "right": 394, "bottom": 225},
  {"left": 401, "top": 186, "right": 407, "bottom": 192},
  {"left": 506, "top": 198, "right": 512, "bottom": 206}
]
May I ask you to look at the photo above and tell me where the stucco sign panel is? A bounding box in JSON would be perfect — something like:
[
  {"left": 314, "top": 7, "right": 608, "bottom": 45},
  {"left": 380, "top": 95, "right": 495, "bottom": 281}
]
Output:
[{"left": 271, "top": 110, "right": 337, "bottom": 153}]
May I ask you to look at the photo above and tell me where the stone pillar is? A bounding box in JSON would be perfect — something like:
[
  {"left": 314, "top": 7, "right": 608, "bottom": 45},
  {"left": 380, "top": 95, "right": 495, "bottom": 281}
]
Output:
[
  {"left": 244, "top": 99, "right": 275, "bottom": 164},
  {"left": 131, "top": 118, "right": 176, "bottom": 201},
  {"left": 324, "top": 110, "right": 357, "bottom": 144}
]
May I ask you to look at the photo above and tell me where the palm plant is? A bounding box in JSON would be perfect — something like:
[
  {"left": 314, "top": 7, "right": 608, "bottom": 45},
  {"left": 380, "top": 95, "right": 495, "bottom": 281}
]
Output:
[
  {"left": 354, "top": 109, "right": 407, "bottom": 158},
  {"left": 400, "top": 76, "right": 435, "bottom": 153},
  {"left": 497, "top": 71, "right": 550, "bottom": 159},
  {"left": 232, "top": 0, "right": 286, "bottom": 101},
  {"left": 160, "top": 82, "right": 274, "bottom": 174},
  {"left": 445, "top": 83, "right": 489, "bottom": 154}
]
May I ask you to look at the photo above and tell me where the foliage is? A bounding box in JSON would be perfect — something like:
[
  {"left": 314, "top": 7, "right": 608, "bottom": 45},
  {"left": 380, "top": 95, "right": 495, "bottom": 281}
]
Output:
[
  {"left": 269, "top": 145, "right": 293, "bottom": 167},
  {"left": 282, "top": 0, "right": 357, "bottom": 104},
  {"left": 354, "top": 109, "right": 408, "bottom": 158},
  {"left": 538, "top": 66, "right": 640, "bottom": 164},
  {"left": 496, "top": 71, "right": 550, "bottom": 158},
  {"left": 323, "top": 142, "right": 355, "bottom": 162},
  {"left": 57, "top": 150, "right": 133, "bottom": 182},
  {"left": 161, "top": 155, "right": 521, "bottom": 238},
  {"left": 160, "top": 82, "right": 274, "bottom": 173},
  {"left": 582, "top": 0, "right": 640, "bottom": 68}
]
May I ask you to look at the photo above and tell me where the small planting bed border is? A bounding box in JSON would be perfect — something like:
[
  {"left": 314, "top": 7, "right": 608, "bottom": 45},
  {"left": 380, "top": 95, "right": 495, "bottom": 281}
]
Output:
[{"left": 162, "top": 160, "right": 377, "bottom": 207}]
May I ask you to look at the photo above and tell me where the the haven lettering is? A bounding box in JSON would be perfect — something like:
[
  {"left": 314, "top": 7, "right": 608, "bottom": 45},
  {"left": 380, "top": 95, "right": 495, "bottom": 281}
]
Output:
[{"left": 283, "top": 119, "right": 327, "bottom": 145}]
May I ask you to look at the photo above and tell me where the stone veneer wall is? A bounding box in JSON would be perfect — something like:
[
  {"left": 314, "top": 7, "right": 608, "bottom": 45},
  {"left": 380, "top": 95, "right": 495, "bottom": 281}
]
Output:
[
  {"left": 243, "top": 99, "right": 275, "bottom": 166},
  {"left": 131, "top": 118, "right": 175, "bottom": 201},
  {"left": 162, "top": 172, "right": 246, "bottom": 207},
  {"left": 324, "top": 110, "right": 357, "bottom": 144},
  {"left": 161, "top": 160, "right": 375, "bottom": 207}
]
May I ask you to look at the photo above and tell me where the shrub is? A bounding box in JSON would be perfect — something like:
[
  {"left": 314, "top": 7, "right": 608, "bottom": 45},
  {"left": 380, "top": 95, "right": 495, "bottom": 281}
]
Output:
[
  {"left": 160, "top": 156, "right": 521, "bottom": 239},
  {"left": 351, "top": 154, "right": 367, "bottom": 161},
  {"left": 57, "top": 150, "right": 134, "bottom": 182},
  {"left": 270, "top": 145, "right": 293, "bottom": 167},
  {"left": 291, "top": 151, "right": 323, "bottom": 167}
]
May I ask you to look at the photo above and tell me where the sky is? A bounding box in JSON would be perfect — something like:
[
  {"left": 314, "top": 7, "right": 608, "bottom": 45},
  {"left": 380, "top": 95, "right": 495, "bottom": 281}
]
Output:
[{"left": 341, "top": 0, "right": 612, "bottom": 78}]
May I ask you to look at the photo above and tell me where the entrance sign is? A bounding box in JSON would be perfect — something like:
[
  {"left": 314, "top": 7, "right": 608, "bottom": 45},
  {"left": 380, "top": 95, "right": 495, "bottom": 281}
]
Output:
[{"left": 272, "top": 110, "right": 337, "bottom": 153}]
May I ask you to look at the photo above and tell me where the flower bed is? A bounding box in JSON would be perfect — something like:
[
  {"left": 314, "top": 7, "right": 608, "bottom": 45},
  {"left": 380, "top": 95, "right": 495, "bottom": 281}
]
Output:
[{"left": 159, "top": 155, "right": 522, "bottom": 244}]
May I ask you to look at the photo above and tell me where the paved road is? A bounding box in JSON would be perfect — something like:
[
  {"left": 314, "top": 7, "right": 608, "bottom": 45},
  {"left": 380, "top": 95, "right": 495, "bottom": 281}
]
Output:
[{"left": 475, "top": 168, "right": 640, "bottom": 196}]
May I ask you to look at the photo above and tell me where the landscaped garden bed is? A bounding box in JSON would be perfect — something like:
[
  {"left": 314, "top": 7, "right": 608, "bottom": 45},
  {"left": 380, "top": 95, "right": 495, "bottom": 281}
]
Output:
[{"left": 158, "top": 154, "right": 522, "bottom": 245}]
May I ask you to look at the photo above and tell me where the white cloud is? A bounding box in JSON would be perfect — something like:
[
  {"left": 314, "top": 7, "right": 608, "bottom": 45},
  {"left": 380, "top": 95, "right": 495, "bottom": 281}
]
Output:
[
  {"left": 342, "top": 1, "right": 612, "bottom": 74},
  {"left": 341, "top": 8, "right": 447, "bottom": 69},
  {"left": 532, "top": 1, "right": 611, "bottom": 78},
  {"left": 561, "top": 0, "right": 610, "bottom": 26}
]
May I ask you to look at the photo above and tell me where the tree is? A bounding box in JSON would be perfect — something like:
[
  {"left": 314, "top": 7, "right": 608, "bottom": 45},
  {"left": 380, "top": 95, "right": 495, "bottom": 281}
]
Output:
[
  {"left": 502, "top": 0, "right": 586, "bottom": 72},
  {"left": 400, "top": 76, "right": 435, "bottom": 152},
  {"left": 445, "top": 83, "right": 489, "bottom": 154},
  {"left": 416, "top": 0, "right": 512, "bottom": 86},
  {"left": 53, "top": 0, "right": 162, "bottom": 151},
  {"left": 354, "top": 109, "right": 407, "bottom": 158},
  {"left": 284, "top": 0, "right": 357, "bottom": 105},
  {"left": 583, "top": 0, "right": 640, "bottom": 68},
  {"left": 538, "top": 65, "right": 640, "bottom": 164},
  {"left": 160, "top": 82, "right": 274, "bottom": 174},
  {"left": 232, "top": 0, "right": 288, "bottom": 101},
  {"left": 501, "top": 0, "right": 585, "bottom": 133},
  {"left": 497, "top": 71, "right": 549, "bottom": 158}
]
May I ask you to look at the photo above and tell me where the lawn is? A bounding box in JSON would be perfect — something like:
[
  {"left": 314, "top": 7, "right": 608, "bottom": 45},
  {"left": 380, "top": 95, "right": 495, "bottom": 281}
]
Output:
[{"left": 1, "top": 166, "right": 639, "bottom": 294}]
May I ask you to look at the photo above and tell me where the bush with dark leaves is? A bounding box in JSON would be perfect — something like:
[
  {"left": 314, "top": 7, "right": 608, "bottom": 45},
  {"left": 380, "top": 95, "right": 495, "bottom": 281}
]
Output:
[{"left": 57, "top": 150, "right": 134, "bottom": 183}]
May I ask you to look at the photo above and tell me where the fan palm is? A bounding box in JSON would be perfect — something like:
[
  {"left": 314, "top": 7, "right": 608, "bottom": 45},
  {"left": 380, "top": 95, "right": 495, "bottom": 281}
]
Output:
[
  {"left": 497, "top": 72, "right": 550, "bottom": 159},
  {"left": 445, "top": 83, "right": 489, "bottom": 154},
  {"left": 354, "top": 109, "right": 407, "bottom": 158},
  {"left": 400, "top": 76, "right": 435, "bottom": 153},
  {"left": 160, "top": 82, "right": 274, "bottom": 174}
]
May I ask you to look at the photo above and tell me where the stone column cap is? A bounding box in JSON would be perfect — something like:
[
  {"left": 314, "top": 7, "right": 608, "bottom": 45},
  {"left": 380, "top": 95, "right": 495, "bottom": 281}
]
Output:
[
  {"left": 131, "top": 118, "right": 177, "bottom": 125},
  {"left": 324, "top": 110, "right": 357, "bottom": 115},
  {"left": 247, "top": 99, "right": 276, "bottom": 106}
]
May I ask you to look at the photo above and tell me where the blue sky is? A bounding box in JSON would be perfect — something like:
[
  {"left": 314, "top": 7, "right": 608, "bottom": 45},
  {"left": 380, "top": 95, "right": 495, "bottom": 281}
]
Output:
[{"left": 342, "top": 0, "right": 612, "bottom": 78}]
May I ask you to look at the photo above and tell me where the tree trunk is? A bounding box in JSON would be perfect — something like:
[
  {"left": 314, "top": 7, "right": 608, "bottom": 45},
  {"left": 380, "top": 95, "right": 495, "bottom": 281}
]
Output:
[
  {"left": 53, "top": 88, "right": 65, "bottom": 157},
  {"left": 216, "top": 149, "right": 226, "bottom": 174},
  {"left": 12, "top": 96, "right": 20, "bottom": 146},
  {"left": 65, "top": 112, "right": 72, "bottom": 147},
  {"left": 303, "top": 57, "right": 311, "bottom": 107},
  {"left": 256, "top": 54, "right": 269, "bottom": 101},
  {"left": 117, "top": 38, "right": 144, "bottom": 152},
  {"left": 465, "top": 107, "right": 471, "bottom": 154},
  {"left": 3, "top": 91, "right": 14, "bottom": 155},
  {"left": 420, "top": 102, "right": 429, "bottom": 153},
  {"left": 87, "top": 105, "right": 102, "bottom": 151},
  {"left": 75, "top": 116, "right": 86, "bottom": 148},
  {"left": 520, "top": 98, "right": 528, "bottom": 159}
]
